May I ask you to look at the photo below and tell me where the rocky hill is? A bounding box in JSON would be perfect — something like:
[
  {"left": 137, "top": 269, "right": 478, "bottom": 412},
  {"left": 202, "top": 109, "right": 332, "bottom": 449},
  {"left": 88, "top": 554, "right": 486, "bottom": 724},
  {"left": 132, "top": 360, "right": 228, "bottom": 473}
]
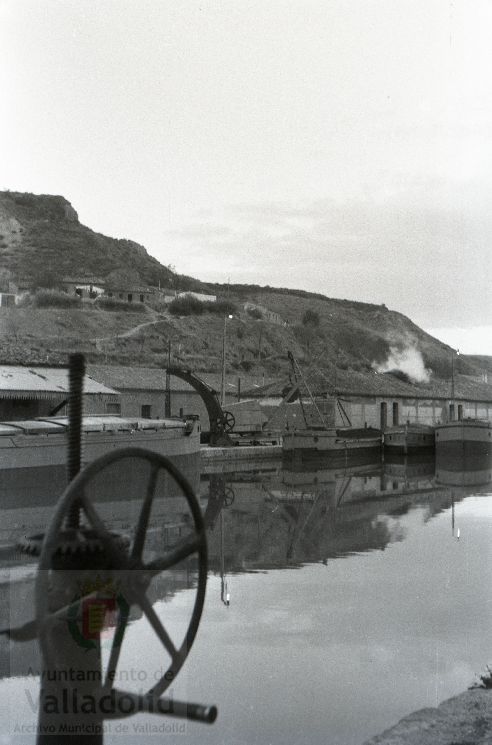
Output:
[
  {"left": 0, "top": 191, "right": 202, "bottom": 290},
  {"left": 0, "top": 190, "right": 489, "bottom": 387}
]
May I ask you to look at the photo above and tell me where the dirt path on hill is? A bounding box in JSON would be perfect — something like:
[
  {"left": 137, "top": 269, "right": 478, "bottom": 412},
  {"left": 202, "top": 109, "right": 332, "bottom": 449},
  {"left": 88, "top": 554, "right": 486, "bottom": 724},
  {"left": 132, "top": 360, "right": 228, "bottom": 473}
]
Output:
[{"left": 92, "top": 311, "right": 165, "bottom": 343}]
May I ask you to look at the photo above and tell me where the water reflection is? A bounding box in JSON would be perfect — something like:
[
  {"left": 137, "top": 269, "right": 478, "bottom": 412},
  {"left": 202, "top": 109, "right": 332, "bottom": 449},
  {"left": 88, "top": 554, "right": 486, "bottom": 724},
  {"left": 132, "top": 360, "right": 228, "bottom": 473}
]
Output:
[
  {"left": 1, "top": 449, "right": 492, "bottom": 745},
  {"left": 201, "top": 452, "right": 469, "bottom": 573},
  {"left": 436, "top": 449, "right": 492, "bottom": 487}
]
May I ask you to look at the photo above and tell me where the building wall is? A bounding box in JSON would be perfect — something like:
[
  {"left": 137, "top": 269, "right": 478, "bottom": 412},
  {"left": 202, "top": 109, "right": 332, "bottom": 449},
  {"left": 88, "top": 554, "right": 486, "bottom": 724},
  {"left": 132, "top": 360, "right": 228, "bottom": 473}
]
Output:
[
  {"left": 258, "top": 398, "right": 336, "bottom": 430},
  {"left": 112, "top": 388, "right": 237, "bottom": 429},
  {"left": 177, "top": 292, "right": 216, "bottom": 303},
  {"left": 0, "top": 294, "right": 16, "bottom": 308},
  {"left": 0, "top": 399, "right": 47, "bottom": 419},
  {"left": 258, "top": 394, "right": 492, "bottom": 430},
  {"left": 0, "top": 394, "right": 112, "bottom": 420},
  {"left": 84, "top": 396, "right": 118, "bottom": 416},
  {"left": 63, "top": 282, "right": 105, "bottom": 298},
  {"left": 105, "top": 290, "right": 153, "bottom": 303},
  {"left": 344, "top": 396, "right": 492, "bottom": 429}
]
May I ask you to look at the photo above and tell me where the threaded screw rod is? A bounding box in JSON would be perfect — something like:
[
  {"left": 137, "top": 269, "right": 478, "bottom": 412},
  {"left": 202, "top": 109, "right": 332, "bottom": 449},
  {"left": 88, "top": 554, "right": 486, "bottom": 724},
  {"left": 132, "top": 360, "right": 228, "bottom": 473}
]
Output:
[{"left": 66, "top": 353, "right": 85, "bottom": 530}]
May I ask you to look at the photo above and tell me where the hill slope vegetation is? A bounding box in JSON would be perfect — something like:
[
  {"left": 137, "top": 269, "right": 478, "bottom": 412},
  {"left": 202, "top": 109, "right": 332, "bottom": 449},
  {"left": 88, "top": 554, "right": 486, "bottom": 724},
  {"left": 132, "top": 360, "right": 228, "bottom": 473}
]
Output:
[{"left": 0, "top": 191, "right": 488, "bottom": 386}]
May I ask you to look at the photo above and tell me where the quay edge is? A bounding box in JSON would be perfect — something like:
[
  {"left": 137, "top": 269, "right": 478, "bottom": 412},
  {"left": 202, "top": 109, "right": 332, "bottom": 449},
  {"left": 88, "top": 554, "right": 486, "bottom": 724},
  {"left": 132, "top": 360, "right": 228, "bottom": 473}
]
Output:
[
  {"left": 362, "top": 688, "right": 492, "bottom": 745},
  {"left": 200, "top": 444, "right": 282, "bottom": 462}
]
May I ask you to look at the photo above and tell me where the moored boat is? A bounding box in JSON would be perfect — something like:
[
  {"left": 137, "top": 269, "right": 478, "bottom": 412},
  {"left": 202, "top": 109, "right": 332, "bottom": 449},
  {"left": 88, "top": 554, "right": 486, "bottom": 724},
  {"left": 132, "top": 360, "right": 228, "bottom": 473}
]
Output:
[
  {"left": 280, "top": 352, "right": 382, "bottom": 457},
  {"left": 0, "top": 415, "right": 201, "bottom": 469},
  {"left": 282, "top": 425, "right": 381, "bottom": 454},
  {"left": 435, "top": 418, "right": 492, "bottom": 456},
  {"left": 383, "top": 423, "right": 435, "bottom": 454}
]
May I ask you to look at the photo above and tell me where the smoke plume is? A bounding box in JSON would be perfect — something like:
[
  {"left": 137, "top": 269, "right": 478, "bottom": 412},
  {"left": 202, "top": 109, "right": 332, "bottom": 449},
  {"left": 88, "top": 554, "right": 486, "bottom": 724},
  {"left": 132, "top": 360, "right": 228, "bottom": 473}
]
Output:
[{"left": 374, "top": 345, "right": 431, "bottom": 384}]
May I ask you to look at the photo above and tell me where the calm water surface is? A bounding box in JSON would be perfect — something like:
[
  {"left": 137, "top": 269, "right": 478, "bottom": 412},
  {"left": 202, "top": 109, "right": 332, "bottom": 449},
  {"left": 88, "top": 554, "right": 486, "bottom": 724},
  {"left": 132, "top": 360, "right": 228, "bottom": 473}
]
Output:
[{"left": 1, "top": 451, "right": 492, "bottom": 745}]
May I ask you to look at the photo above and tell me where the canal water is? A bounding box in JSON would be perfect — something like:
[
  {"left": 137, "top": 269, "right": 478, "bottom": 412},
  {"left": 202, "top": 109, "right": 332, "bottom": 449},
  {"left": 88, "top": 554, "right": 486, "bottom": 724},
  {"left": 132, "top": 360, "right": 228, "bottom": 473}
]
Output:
[{"left": 0, "top": 449, "right": 491, "bottom": 744}]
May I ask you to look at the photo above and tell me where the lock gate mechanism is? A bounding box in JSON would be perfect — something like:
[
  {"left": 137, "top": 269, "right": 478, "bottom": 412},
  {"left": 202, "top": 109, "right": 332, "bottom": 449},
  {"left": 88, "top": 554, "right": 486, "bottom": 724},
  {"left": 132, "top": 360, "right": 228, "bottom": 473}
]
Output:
[{"left": 1, "top": 354, "right": 217, "bottom": 745}]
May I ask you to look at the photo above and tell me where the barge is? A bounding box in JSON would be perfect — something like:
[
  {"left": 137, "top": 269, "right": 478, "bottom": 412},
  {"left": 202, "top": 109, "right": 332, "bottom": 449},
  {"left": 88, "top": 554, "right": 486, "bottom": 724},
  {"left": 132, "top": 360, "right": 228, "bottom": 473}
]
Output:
[
  {"left": 435, "top": 418, "right": 492, "bottom": 456},
  {"left": 282, "top": 426, "right": 382, "bottom": 455},
  {"left": 383, "top": 423, "right": 435, "bottom": 454},
  {"left": 0, "top": 415, "right": 201, "bottom": 469}
]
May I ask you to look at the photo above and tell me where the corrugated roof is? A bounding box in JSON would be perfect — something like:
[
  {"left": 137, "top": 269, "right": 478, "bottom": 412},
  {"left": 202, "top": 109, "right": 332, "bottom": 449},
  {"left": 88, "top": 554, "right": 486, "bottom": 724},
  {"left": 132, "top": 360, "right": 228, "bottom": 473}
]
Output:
[
  {"left": 87, "top": 365, "right": 275, "bottom": 395},
  {"left": 242, "top": 369, "right": 492, "bottom": 403},
  {"left": 0, "top": 366, "right": 119, "bottom": 399},
  {"left": 88, "top": 365, "right": 167, "bottom": 391}
]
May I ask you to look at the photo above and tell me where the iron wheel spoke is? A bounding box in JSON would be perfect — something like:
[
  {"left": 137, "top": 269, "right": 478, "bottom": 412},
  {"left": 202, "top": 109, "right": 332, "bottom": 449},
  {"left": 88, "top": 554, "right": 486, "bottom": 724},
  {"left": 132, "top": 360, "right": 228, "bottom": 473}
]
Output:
[
  {"left": 103, "top": 603, "right": 131, "bottom": 689},
  {"left": 80, "top": 494, "right": 130, "bottom": 569},
  {"left": 144, "top": 535, "right": 201, "bottom": 574},
  {"left": 131, "top": 463, "right": 160, "bottom": 561},
  {"left": 135, "top": 589, "right": 178, "bottom": 662}
]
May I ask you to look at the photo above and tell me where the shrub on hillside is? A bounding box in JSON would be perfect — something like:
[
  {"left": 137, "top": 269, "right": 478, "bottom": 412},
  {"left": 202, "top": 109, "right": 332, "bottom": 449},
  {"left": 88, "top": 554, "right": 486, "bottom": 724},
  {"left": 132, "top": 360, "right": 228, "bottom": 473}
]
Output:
[
  {"left": 240, "top": 359, "right": 254, "bottom": 372},
  {"left": 33, "top": 289, "right": 81, "bottom": 309},
  {"left": 95, "top": 296, "right": 146, "bottom": 312},
  {"left": 302, "top": 309, "right": 320, "bottom": 327},
  {"left": 168, "top": 295, "right": 205, "bottom": 316},
  {"left": 168, "top": 295, "right": 238, "bottom": 317},
  {"left": 246, "top": 307, "right": 263, "bottom": 319},
  {"left": 203, "top": 300, "right": 238, "bottom": 316}
]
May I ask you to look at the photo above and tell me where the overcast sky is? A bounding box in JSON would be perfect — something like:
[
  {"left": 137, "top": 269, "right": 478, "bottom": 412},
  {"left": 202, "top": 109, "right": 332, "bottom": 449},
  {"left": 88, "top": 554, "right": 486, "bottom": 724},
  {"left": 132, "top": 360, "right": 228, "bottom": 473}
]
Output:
[{"left": 2, "top": 0, "right": 491, "bottom": 353}]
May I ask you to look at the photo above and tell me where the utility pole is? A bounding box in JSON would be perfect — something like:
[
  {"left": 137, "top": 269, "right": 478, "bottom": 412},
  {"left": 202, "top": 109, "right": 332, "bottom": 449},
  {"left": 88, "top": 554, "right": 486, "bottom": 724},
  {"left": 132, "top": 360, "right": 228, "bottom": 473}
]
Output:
[
  {"left": 165, "top": 339, "right": 171, "bottom": 417},
  {"left": 450, "top": 348, "right": 460, "bottom": 421},
  {"left": 220, "top": 316, "right": 231, "bottom": 408},
  {"left": 220, "top": 281, "right": 232, "bottom": 408},
  {"left": 451, "top": 349, "right": 455, "bottom": 404}
]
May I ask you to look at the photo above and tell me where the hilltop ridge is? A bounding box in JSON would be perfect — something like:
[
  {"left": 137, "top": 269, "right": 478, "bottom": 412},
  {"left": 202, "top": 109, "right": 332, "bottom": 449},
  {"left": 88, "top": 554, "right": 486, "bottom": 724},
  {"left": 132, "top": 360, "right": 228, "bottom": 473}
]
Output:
[
  {"left": 0, "top": 190, "right": 203, "bottom": 291},
  {"left": 0, "top": 190, "right": 489, "bottom": 386}
]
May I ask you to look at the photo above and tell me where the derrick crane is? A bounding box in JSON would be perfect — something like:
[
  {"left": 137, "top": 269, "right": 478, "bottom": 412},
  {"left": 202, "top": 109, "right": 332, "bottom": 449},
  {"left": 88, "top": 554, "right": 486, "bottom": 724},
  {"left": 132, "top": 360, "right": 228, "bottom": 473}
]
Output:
[{"left": 167, "top": 367, "right": 235, "bottom": 447}]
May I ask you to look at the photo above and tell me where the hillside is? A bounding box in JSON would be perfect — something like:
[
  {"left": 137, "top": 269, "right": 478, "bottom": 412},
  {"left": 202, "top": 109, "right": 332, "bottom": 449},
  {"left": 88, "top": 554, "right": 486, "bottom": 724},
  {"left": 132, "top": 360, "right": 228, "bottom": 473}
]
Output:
[
  {"left": 0, "top": 191, "right": 203, "bottom": 291},
  {"left": 0, "top": 292, "right": 484, "bottom": 389},
  {"left": 0, "top": 190, "right": 488, "bottom": 389},
  {"left": 465, "top": 355, "right": 492, "bottom": 375}
]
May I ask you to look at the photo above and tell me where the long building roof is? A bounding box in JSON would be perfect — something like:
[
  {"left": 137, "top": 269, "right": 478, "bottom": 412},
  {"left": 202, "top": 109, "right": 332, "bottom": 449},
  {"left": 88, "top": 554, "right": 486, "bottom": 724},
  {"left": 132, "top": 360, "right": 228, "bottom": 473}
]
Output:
[
  {"left": 243, "top": 368, "right": 492, "bottom": 403},
  {"left": 0, "top": 366, "right": 119, "bottom": 400},
  {"left": 87, "top": 364, "right": 275, "bottom": 395},
  {"left": 81, "top": 364, "right": 492, "bottom": 404}
]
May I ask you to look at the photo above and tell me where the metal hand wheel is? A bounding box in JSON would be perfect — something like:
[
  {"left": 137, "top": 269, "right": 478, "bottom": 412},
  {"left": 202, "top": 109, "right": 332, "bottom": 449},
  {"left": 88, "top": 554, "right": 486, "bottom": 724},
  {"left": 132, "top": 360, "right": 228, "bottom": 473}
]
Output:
[
  {"left": 35, "top": 447, "right": 216, "bottom": 722},
  {"left": 223, "top": 485, "right": 235, "bottom": 507},
  {"left": 222, "top": 411, "right": 235, "bottom": 433}
]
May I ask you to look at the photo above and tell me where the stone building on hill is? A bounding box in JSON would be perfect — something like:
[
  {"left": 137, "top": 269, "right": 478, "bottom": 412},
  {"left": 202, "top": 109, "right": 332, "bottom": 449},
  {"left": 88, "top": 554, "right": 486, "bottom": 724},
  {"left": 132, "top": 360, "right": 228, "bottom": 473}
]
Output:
[
  {"left": 104, "top": 285, "right": 155, "bottom": 304},
  {"left": 62, "top": 277, "right": 105, "bottom": 299}
]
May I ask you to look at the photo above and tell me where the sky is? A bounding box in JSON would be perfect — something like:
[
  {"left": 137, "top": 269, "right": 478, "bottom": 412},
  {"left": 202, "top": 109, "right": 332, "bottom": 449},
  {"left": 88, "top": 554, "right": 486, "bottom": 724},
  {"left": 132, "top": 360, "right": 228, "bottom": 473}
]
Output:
[{"left": 1, "top": 0, "right": 491, "bottom": 353}]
